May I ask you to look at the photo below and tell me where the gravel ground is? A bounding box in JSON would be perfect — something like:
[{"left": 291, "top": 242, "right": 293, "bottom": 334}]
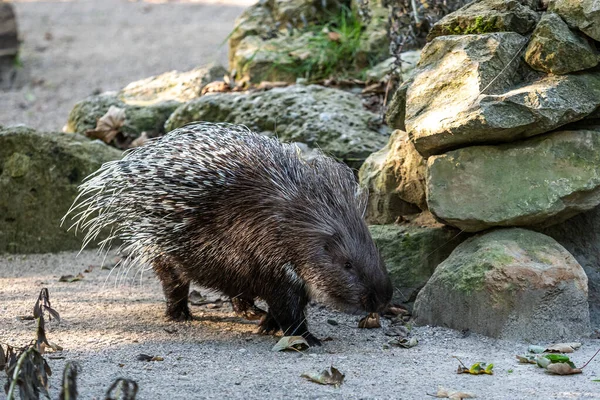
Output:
[
  {"left": 0, "top": 0, "right": 252, "bottom": 131},
  {"left": 1, "top": 250, "right": 600, "bottom": 399}
]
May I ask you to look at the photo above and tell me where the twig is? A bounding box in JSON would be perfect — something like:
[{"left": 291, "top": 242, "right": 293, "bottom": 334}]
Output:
[{"left": 579, "top": 348, "right": 600, "bottom": 369}]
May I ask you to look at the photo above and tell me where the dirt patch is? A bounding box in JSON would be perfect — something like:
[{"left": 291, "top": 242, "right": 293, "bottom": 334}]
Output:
[{"left": 1, "top": 250, "right": 600, "bottom": 399}]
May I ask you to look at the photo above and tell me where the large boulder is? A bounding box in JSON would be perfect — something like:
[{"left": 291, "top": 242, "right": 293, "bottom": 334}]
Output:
[
  {"left": 405, "top": 32, "right": 529, "bottom": 157},
  {"left": 525, "top": 13, "right": 599, "bottom": 75},
  {"left": 65, "top": 65, "right": 225, "bottom": 144},
  {"left": 426, "top": 125, "right": 600, "bottom": 232},
  {"left": 414, "top": 228, "right": 591, "bottom": 340},
  {"left": 359, "top": 130, "right": 427, "bottom": 224},
  {"left": 548, "top": 0, "right": 600, "bottom": 42},
  {"left": 0, "top": 126, "right": 122, "bottom": 254},
  {"left": 427, "top": 0, "right": 539, "bottom": 41},
  {"left": 370, "top": 220, "right": 466, "bottom": 304},
  {"left": 408, "top": 64, "right": 600, "bottom": 156},
  {"left": 165, "top": 85, "right": 390, "bottom": 167},
  {"left": 542, "top": 206, "right": 600, "bottom": 327}
]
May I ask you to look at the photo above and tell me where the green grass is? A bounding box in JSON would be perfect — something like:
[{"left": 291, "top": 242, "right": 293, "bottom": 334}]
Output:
[{"left": 270, "top": 7, "right": 371, "bottom": 82}]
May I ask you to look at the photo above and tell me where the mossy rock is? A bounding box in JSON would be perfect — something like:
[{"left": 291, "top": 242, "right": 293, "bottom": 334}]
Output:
[
  {"left": 165, "top": 84, "right": 390, "bottom": 167},
  {"left": 427, "top": 0, "right": 539, "bottom": 41},
  {"left": 414, "top": 228, "right": 591, "bottom": 340},
  {"left": 370, "top": 222, "right": 466, "bottom": 304},
  {"left": 0, "top": 126, "right": 122, "bottom": 254}
]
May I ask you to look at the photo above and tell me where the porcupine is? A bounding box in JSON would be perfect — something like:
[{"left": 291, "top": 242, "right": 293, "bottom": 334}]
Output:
[{"left": 64, "top": 122, "right": 393, "bottom": 345}]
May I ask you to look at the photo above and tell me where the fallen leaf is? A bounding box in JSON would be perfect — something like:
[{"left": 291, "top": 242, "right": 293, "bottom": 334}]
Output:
[
  {"left": 516, "top": 354, "right": 537, "bottom": 364},
  {"left": 358, "top": 313, "right": 381, "bottom": 329},
  {"left": 528, "top": 345, "right": 545, "bottom": 354},
  {"left": 546, "top": 343, "right": 582, "bottom": 353},
  {"left": 254, "top": 81, "right": 289, "bottom": 91},
  {"left": 301, "top": 366, "right": 344, "bottom": 387},
  {"left": 85, "top": 106, "right": 125, "bottom": 143},
  {"left": 455, "top": 359, "right": 493, "bottom": 375},
  {"left": 436, "top": 387, "right": 476, "bottom": 399},
  {"left": 272, "top": 336, "right": 309, "bottom": 352},
  {"left": 201, "top": 80, "right": 230, "bottom": 95},
  {"left": 388, "top": 337, "right": 418, "bottom": 348},
  {"left": 546, "top": 362, "right": 582, "bottom": 375},
  {"left": 327, "top": 31, "right": 341, "bottom": 42},
  {"left": 129, "top": 131, "right": 150, "bottom": 148},
  {"left": 382, "top": 304, "right": 408, "bottom": 318},
  {"left": 59, "top": 273, "right": 84, "bottom": 283}
]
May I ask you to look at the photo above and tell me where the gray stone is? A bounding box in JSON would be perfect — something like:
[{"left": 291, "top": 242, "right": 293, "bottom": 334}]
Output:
[
  {"left": 65, "top": 93, "right": 179, "bottom": 145},
  {"left": 409, "top": 66, "right": 600, "bottom": 156},
  {"left": 405, "top": 32, "right": 529, "bottom": 157},
  {"left": 525, "top": 13, "right": 599, "bottom": 75},
  {"left": 0, "top": 126, "right": 122, "bottom": 254},
  {"left": 549, "top": 0, "right": 600, "bottom": 42},
  {"left": 359, "top": 130, "right": 427, "bottom": 224},
  {"left": 385, "top": 78, "right": 411, "bottom": 131},
  {"left": 117, "top": 64, "right": 227, "bottom": 105},
  {"left": 370, "top": 221, "right": 466, "bottom": 304},
  {"left": 414, "top": 228, "right": 591, "bottom": 341},
  {"left": 427, "top": 126, "right": 600, "bottom": 232},
  {"left": 427, "top": 0, "right": 539, "bottom": 41},
  {"left": 165, "top": 85, "right": 390, "bottom": 167}
]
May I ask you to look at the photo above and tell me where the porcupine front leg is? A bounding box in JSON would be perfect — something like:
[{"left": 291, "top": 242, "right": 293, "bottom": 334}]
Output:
[
  {"left": 153, "top": 255, "right": 192, "bottom": 321},
  {"left": 259, "top": 290, "right": 321, "bottom": 346}
]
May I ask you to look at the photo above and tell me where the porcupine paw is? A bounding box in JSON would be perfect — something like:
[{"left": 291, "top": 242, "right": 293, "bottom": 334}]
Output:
[
  {"left": 256, "top": 312, "right": 280, "bottom": 335},
  {"left": 166, "top": 302, "right": 193, "bottom": 322},
  {"left": 231, "top": 297, "right": 267, "bottom": 321}
]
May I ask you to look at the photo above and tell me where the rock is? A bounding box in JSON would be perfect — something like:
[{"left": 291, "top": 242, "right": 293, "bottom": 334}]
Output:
[
  {"left": 229, "top": 3, "right": 390, "bottom": 83},
  {"left": 385, "top": 78, "right": 411, "bottom": 131},
  {"left": 409, "top": 60, "right": 600, "bottom": 156},
  {"left": 0, "top": 3, "right": 19, "bottom": 89},
  {"left": 359, "top": 130, "right": 427, "bottom": 224},
  {"left": 548, "top": 0, "right": 600, "bottom": 42},
  {"left": 525, "top": 13, "right": 599, "bottom": 75},
  {"left": 228, "top": 2, "right": 276, "bottom": 66},
  {"left": 370, "top": 220, "right": 466, "bottom": 304},
  {"left": 117, "top": 65, "right": 227, "bottom": 105},
  {"left": 427, "top": 0, "right": 539, "bottom": 41},
  {"left": 65, "top": 93, "right": 179, "bottom": 146},
  {"left": 365, "top": 50, "right": 421, "bottom": 82},
  {"left": 541, "top": 206, "right": 600, "bottom": 327},
  {"left": 427, "top": 126, "right": 600, "bottom": 232},
  {"left": 405, "top": 32, "right": 529, "bottom": 157},
  {"left": 414, "top": 228, "right": 591, "bottom": 340},
  {"left": 165, "top": 85, "right": 390, "bottom": 167},
  {"left": 66, "top": 65, "right": 225, "bottom": 144},
  {"left": 0, "top": 126, "right": 122, "bottom": 254}
]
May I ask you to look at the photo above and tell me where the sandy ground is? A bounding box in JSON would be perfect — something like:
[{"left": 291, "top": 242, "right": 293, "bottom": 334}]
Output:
[
  {"left": 0, "top": 0, "right": 253, "bottom": 132},
  {"left": 1, "top": 250, "right": 600, "bottom": 399}
]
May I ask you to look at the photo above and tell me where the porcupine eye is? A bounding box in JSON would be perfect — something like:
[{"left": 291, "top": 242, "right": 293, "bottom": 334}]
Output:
[{"left": 344, "top": 262, "right": 352, "bottom": 270}]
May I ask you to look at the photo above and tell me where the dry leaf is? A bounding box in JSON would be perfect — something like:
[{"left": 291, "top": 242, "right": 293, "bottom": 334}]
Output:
[
  {"left": 516, "top": 354, "right": 537, "bottom": 364},
  {"left": 455, "top": 358, "right": 494, "bottom": 375},
  {"left": 254, "top": 81, "right": 289, "bottom": 91},
  {"left": 85, "top": 106, "right": 125, "bottom": 143},
  {"left": 546, "top": 362, "right": 582, "bottom": 375},
  {"left": 358, "top": 313, "right": 381, "bottom": 329},
  {"left": 136, "top": 354, "right": 163, "bottom": 362},
  {"left": 129, "top": 131, "right": 150, "bottom": 148},
  {"left": 546, "top": 343, "right": 582, "bottom": 353},
  {"left": 436, "top": 387, "right": 476, "bottom": 399},
  {"left": 272, "top": 336, "right": 309, "bottom": 352},
  {"left": 201, "top": 80, "right": 230, "bottom": 95},
  {"left": 327, "top": 31, "right": 341, "bottom": 42},
  {"left": 301, "top": 366, "right": 344, "bottom": 387}
]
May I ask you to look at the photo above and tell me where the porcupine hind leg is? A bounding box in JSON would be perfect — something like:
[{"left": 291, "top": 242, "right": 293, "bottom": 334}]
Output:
[
  {"left": 153, "top": 255, "right": 192, "bottom": 321},
  {"left": 259, "top": 291, "right": 321, "bottom": 346},
  {"left": 231, "top": 297, "right": 267, "bottom": 321}
]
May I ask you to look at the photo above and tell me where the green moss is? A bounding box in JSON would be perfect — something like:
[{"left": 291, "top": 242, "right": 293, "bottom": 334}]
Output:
[{"left": 444, "top": 16, "right": 499, "bottom": 36}]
